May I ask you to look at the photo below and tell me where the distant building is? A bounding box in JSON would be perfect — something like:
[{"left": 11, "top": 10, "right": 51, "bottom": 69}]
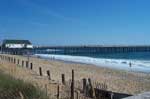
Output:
[
  {"left": 2, "top": 40, "right": 33, "bottom": 49},
  {"left": 1, "top": 39, "right": 33, "bottom": 55}
]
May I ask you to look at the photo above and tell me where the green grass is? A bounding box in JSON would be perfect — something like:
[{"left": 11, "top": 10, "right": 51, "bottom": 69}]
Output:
[{"left": 0, "top": 71, "right": 49, "bottom": 99}]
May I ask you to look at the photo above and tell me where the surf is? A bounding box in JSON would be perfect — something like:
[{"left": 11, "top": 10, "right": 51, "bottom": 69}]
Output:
[{"left": 35, "top": 54, "right": 150, "bottom": 73}]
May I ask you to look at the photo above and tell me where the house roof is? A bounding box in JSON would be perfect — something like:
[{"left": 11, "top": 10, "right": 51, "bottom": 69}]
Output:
[{"left": 3, "top": 40, "right": 32, "bottom": 44}]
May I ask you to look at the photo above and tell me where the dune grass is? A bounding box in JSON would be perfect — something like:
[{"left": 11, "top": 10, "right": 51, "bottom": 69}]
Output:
[{"left": 0, "top": 71, "right": 49, "bottom": 99}]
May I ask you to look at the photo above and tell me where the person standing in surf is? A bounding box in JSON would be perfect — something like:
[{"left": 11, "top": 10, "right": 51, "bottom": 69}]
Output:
[{"left": 129, "top": 62, "right": 132, "bottom": 68}]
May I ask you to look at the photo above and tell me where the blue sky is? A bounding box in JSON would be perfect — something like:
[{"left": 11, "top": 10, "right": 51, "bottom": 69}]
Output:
[{"left": 0, "top": 0, "right": 150, "bottom": 45}]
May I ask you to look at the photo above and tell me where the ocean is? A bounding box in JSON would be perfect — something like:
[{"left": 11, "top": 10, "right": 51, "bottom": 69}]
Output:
[{"left": 34, "top": 49, "right": 150, "bottom": 73}]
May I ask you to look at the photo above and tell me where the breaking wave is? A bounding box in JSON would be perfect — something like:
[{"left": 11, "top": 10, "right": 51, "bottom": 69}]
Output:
[{"left": 35, "top": 54, "right": 150, "bottom": 73}]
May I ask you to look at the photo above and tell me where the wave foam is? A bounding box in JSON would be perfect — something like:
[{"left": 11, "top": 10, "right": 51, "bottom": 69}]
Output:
[{"left": 35, "top": 54, "right": 150, "bottom": 73}]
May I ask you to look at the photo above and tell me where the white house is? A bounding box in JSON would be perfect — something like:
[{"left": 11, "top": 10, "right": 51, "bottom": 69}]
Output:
[{"left": 2, "top": 40, "right": 33, "bottom": 49}]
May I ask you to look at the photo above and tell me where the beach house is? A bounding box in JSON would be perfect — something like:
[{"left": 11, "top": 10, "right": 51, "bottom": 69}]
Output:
[{"left": 1, "top": 39, "right": 33, "bottom": 55}]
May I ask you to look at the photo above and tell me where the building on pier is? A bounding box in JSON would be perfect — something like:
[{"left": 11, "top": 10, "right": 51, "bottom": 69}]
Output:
[{"left": 1, "top": 39, "right": 33, "bottom": 55}]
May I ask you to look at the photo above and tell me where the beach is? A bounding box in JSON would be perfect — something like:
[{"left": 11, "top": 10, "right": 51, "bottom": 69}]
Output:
[{"left": 0, "top": 54, "right": 150, "bottom": 95}]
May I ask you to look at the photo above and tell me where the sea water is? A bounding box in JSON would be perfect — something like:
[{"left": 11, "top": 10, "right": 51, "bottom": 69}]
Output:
[{"left": 34, "top": 50, "right": 150, "bottom": 73}]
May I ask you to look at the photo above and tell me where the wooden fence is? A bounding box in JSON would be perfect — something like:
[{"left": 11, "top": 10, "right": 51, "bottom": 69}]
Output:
[{"left": 0, "top": 54, "right": 132, "bottom": 99}]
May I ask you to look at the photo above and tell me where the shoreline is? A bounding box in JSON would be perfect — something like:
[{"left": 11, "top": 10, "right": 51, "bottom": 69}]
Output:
[
  {"left": 1, "top": 54, "right": 150, "bottom": 95},
  {"left": 33, "top": 55, "right": 150, "bottom": 94},
  {"left": 34, "top": 54, "right": 150, "bottom": 73}
]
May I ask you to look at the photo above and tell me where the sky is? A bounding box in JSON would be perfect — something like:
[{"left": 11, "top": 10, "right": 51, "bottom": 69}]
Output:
[{"left": 0, "top": 0, "right": 150, "bottom": 46}]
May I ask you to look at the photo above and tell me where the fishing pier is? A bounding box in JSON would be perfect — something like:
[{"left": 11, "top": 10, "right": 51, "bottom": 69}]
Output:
[{"left": 35, "top": 45, "right": 150, "bottom": 54}]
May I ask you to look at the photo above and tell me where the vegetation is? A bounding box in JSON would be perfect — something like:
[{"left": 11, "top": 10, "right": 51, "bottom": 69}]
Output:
[{"left": 0, "top": 71, "right": 48, "bottom": 99}]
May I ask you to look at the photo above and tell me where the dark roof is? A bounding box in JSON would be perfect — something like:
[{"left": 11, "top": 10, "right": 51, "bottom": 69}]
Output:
[{"left": 3, "top": 40, "right": 32, "bottom": 44}]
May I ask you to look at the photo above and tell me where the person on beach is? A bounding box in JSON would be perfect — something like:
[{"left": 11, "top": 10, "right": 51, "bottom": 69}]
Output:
[{"left": 129, "top": 62, "right": 132, "bottom": 68}]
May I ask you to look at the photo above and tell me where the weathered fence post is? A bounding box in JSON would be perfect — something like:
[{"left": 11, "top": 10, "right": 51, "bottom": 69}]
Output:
[
  {"left": 9, "top": 57, "right": 11, "bottom": 63},
  {"left": 8, "top": 57, "right": 9, "bottom": 62},
  {"left": 45, "top": 84, "right": 48, "bottom": 97},
  {"left": 88, "top": 78, "right": 94, "bottom": 98},
  {"left": 22, "top": 61, "right": 24, "bottom": 67},
  {"left": 8, "top": 57, "right": 10, "bottom": 62},
  {"left": 62, "top": 74, "right": 65, "bottom": 85},
  {"left": 30, "top": 63, "right": 33, "bottom": 70},
  {"left": 71, "top": 69, "right": 74, "bottom": 99},
  {"left": 26, "top": 61, "right": 29, "bottom": 68},
  {"left": 18, "top": 59, "right": 19, "bottom": 65},
  {"left": 83, "top": 78, "right": 87, "bottom": 95},
  {"left": 76, "top": 91, "right": 79, "bottom": 99},
  {"left": 39, "top": 67, "right": 42, "bottom": 76},
  {"left": 47, "top": 70, "right": 51, "bottom": 80},
  {"left": 14, "top": 58, "right": 16, "bottom": 64},
  {"left": 11, "top": 58, "right": 13, "bottom": 63},
  {"left": 57, "top": 85, "right": 59, "bottom": 99}
]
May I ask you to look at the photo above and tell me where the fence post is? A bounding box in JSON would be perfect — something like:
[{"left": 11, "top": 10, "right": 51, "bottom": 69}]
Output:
[
  {"left": 71, "top": 69, "right": 74, "bottom": 99},
  {"left": 76, "top": 91, "right": 79, "bottom": 99},
  {"left": 62, "top": 74, "right": 65, "bottom": 85},
  {"left": 18, "top": 59, "right": 19, "bottom": 65},
  {"left": 26, "top": 61, "right": 29, "bottom": 68},
  {"left": 88, "top": 78, "right": 94, "bottom": 98},
  {"left": 47, "top": 70, "right": 51, "bottom": 80},
  {"left": 9, "top": 57, "right": 11, "bottom": 62},
  {"left": 8, "top": 57, "right": 9, "bottom": 62},
  {"left": 83, "top": 78, "right": 87, "bottom": 95},
  {"left": 57, "top": 85, "right": 59, "bottom": 99},
  {"left": 45, "top": 84, "right": 48, "bottom": 97},
  {"left": 22, "top": 61, "right": 24, "bottom": 67},
  {"left": 11, "top": 58, "right": 13, "bottom": 63},
  {"left": 39, "top": 67, "right": 42, "bottom": 76},
  {"left": 30, "top": 63, "right": 33, "bottom": 70},
  {"left": 14, "top": 58, "right": 16, "bottom": 64}
]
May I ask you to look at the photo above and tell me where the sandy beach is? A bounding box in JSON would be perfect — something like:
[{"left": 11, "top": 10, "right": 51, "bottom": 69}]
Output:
[{"left": 1, "top": 54, "right": 150, "bottom": 95}]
